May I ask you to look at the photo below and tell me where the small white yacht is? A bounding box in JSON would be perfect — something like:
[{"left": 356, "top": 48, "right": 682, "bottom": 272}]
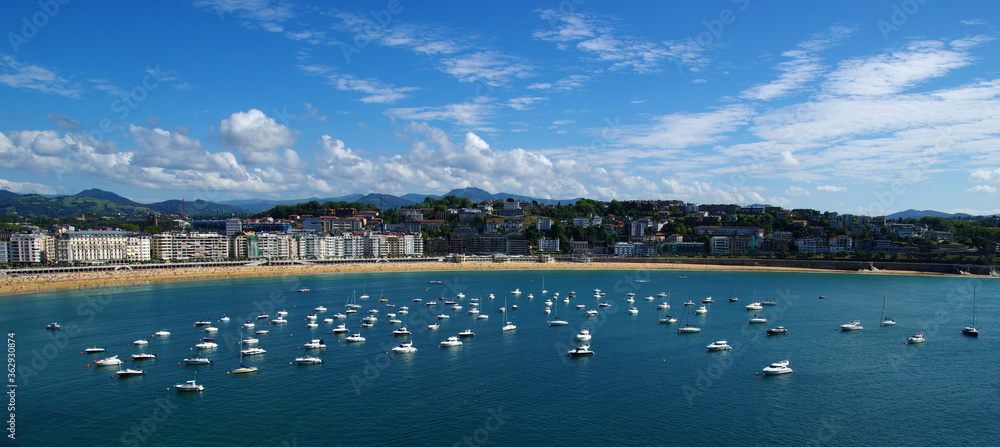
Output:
[
  {"left": 305, "top": 322, "right": 318, "bottom": 329},
  {"left": 840, "top": 321, "right": 864, "bottom": 331},
  {"left": 440, "top": 336, "right": 463, "bottom": 347},
  {"left": 706, "top": 340, "right": 732, "bottom": 351},
  {"left": 544, "top": 300, "right": 553, "bottom": 307},
  {"left": 702, "top": 296, "right": 714, "bottom": 304},
  {"left": 84, "top": 347, "right": 106, "bottom": 354},
  {"left": 762, "top": 360, "right": 793, "bottom": 375},
  {"left": 526, "top": 294, "right": 534, "bottom": 299},
  {"left": 306, "top": 314, "right": 318, "bottom": 321},
  {"left": 748, "top": 315, "right": 767, "bottom": 324},
  {"left": 345, "top": 334, "right": 366, "bottom": 342},
  {"left": 426, "top": 324, "right": 440, "bottom": 331},
  {"left": 657, "top": 302, "right": 670, "bottom": 310},
  {"left": 392, "top": 327, "right": 411, "bottom": 336},
  {"left": 256, "top": 314, "right": 269, "bottom": 320},
  {"left": 270, "top": 317, "right": 288, "bottom": 324},
  {"left": 203, "top": 327, "right": 218, "bottom": 333},
  {"left": 243, "top": 322, "right": 255, "bottom": 329},
  {"left": 194, "top": 320, "right": 212, "bottom": 326},
  {"left": 476, "top": 314, "right": 489, "bottom": 320},
  {"left": 766, "top": 326, "right": 788, "bottom": 335},
  {"left": 683, "top": 300, "right": 695, "bottom": 306},
  {"left": 658, "top": 315, "right": 678, "bottom": 324},
  {"left": 881, "top": 318, "right": 897, "bottom": 327},
  {"left": 93, "top": 355, "right": 122, "bottom": 366},
  {"left": 437, "top": 314, "right": 450, "bottom": 319},
  {"left": 628, "top": 307, "right": 638, "bottom": 315},
  {"left": 458, "top": 329, "right": 475, "bottom": 337},
  {"left": 323, "top": 318, "right": 334, "bottom": 324},
  {"left": 392, "top": 342, "right": 417, "bottom": 353},
  {"left": 332, "top": 313, "right": 347, "bottom": 319},
  {"left": 677, "top": 325, "right": 701, "bottom": 333},
  {"left": 174, "top": 379, "right": 204, "bottom": 392},
  {"left": 576, "top": 328, "right": 592, "bottom": 341},
  {"left": 568, "top": 345, "right": 594, "bottom": 356},
  {"left": 598, "top": 302, "right": 611, "bottom": 308},
  {"left": 502, "top": 322, "right": 516, "bottom": 332},
  {"left": 183, "top": 357, "right": 212, "bottom": 365},
  {"left": 254, "top": 329, "right": 268, "bottom": 335},
  {"left": 196, "top": 342, "right": 218, "bottom": 349},
  {"left": 116, "top": 368, "right": 144, "bottom": 377},
  {"left": 304, "top": 339, "right": 326, "bottom": 349},
  {"left": 295, "top": 356, "right": 323, "bottom": 364},
  {"left": 906, "top": 333, "right": 925, "bottom": 344},
  {"left": 131, "top": 353, "right": 157, "bottom": 360},
  {"left": 154, "top": 330, "right": 170, "bottom": 337},
  {"left": 132, "top": 339, "right": 148, "bottom": 346},
  {"left": 314, "top": 305, "right": 327, "bottom": 312},
  {"left": 695, "top": 305, "right": 708, "bottom": 315},
  {"left": 511, "top": 289, "right": 521, "bottom": 295},
  {"left": 575, "top": 304, "right": 585, "bottom": 310},
  {"left": 219, "top": 315, "right": 231, "bottom": 323},
  {"left": 240, "top": 347, "right": 266, "bottom": 355},
  {"left": 645, "top": 296, "right": 655, "bottom": 301},
  {"left": 241, "top": 337, "right": 259, "bottom": 345},
  {"left": 547, "top": 318, "right": 569, "bottom": 326},
  {"left": 276, "top": 310, "right": 288, "bottom": 317},
  {"left": 585, "top": 309, "right": 598, "bottom": 317}
]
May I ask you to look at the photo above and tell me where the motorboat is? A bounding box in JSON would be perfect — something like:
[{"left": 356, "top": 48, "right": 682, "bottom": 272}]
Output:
[
  {"left": 626, "top": 297, "right": 635, "bottom": 303},
  {"left": 174, "top": 379, "right": 204, "bottom": 391},
  {"left": 568, "top": 345, "right": 594, "bottom": 356},
  {"left": 314, "top": 305, "right": 327, "bottom": 312},
  {"left": 203, "top": 327, "right": 218, "bottom": 333},
  {"left": 745, "top": 302, "right": 763, "bottom": 311},
  {"left": 360, "top": 322, "right": 373, "bottom": 328},
  {"left": 574, "top": 304, "right": 585, "bottom": 310},
  {"left": 683, "top": 300, "right": 695, "bottom": 306},
  {"left": 345, "top": 309, "right": 357, "bottom": 314},
  {"left": 645, "top": 296, "right": 655, "bottom": 301},
  {"left": 748, "top": 315, "right": 767, "bottom": 324},
  {"left": 677, "top": 325, "right": 701, "bottom": 333},
  {"left": 305, "top": 322, "right": 318, "bottom": 329},
  {"left": 706, "top": 340, "right": 732, "bottom": 351},
  {"left": 426, "top": 324, "right": 440, "bottom": 331},
  {"left": 440, "top": 336, "right": 463, "bottom": 347},
  {"left": 332, "top": 313, "right": 347, "bottom": 319},
  {"left": 695, "top": 305, "right": 708, "bottom": 315},
  {"left": 367, "top": 309, "right": 379, "bottom": 314},
  {"left": 510, "top": 289, "right": 521, "bottom": 295},
  {"left": 154, "top": 330, "right": 170, "bottom": 337},
  {"left": 131, "top": 353, "right": 156, "bottom": 360},
  {"left": 766, "top": 326, "right": 788, "bottom": 335},
  {"left": 458, "top": 329, "right": 475, "bottom": 337},
  {"left": 585, "top": 309, "right": 598, "bottom": 317},
  {"left": 498, "top": 306, "right": 506, "bottom": 313},
  {"left": 240, "top": 347, "right": 266, "bottom": 355},
  {"left": 334, "top": 324, "right": 350, "bottom": 334},
  {"left": 437, "top": 314, "right": 450, "bottom": 319},
  {"left": 476, "top": 314, "right": 489, "bottom": 319},
  {"left": 576, "top": 328, "right": 592, "bottom": 341},
  {"left": 254, "top": 329, "right": 269, "bottom": 335},
  {"left": 657, "top": 292, "right": 668, "bottom": 298},
  {"left": 762, "top": 360, "right": 793, "bottom": 375},
  {"left": 232, "top": 365, "right": 258, "bottom": 374},
  {"left": 761, "top": 300, "right": 777, "bottom": 306},
  {"left": 256, "top": 314, "right": 270, "bottom": 320},
  {"left": 362, "top": 315, "right": 377, "bottom": 324},
  {"left": 658, "top": 315, "right": 678, "bottom": 324},
  {"left": 202, "top": 337, "right": 217, "bottom": 341},
  {"left": 881, "top": 317, "right": 897, "bottom": 327},
  {"left": 46, "top": 323, "right": 61, "bottom": 330},
  {"left": 544, "top": 300, "right": 553, "bottom": 307},
  {"left": 702, "top": 297, "right": 714, "bottom": 304},
  {"left": 133, "top": 339, "right": 148, "bottom": 346},
  {"left": 906, "top": 333, "right": 925, "bottom": 344},
  {"left": 628, "top": 307, "right": 638, "bottom": 315},
  {"left": 298, "top": 287, "right": 310, "bottom": 292},
  {"left": 116, "top": 368, "right": 144, "bottom": 377},
  {"left": 526, "top": 294, "right": 534, "bottom": 299},
  {"left": 392, "top": 326, "right": 411, "bottom": 336},
  {"left": 468, "top": 309, "right": 480, "bottom": 316},
  {"left": 304, "top": 339, "right": 326, "bottom": 349},
  {"left": 323, "top": 318, "right": 334, "bottom": 324},
  {"left": 626, "top": 292, "right": 636, "bottom": 297},
  {"left": 306, "top": 314, "right": 318, "bottom": 321},
  {"left": 93, "top": 355, "right": 122, "bottom": 366},
  {"left": 183, "top": 357, "right": 212, "bottom": 365},
  {"left": 488, "top": 294, "right": 495, "bottom": 300},
  {"left": 295, "top": 356, "right": 323, "bottom": 364},
  {"left": 413, "top": 298, "right": 422, "bottom": 303},
  {"left": 194, "top": 320, "right": 212, "bottom": 326},
  {"left": 598, "top": 302, "right": 611, "bottom": 308},
  {"left": 276, "top": 310, "right": 288, "bottom": 317},
  {"left": 84, "top": 347, "right": 106, "bottom": 354},
  {"left": 243, "top": 322, "right": 255, "bottom": 329},
  {"left": 392, "top": 342, "right": 418, "bottom": 353},
  {"left": 219, "top": 315, "right": 230, "bottom": 323},
  {"left": 657, "top": 302, "right": 670, "bottom": 310},
  {"left": 425, "top": 301, "right": 437, "bottom": 307},
  {"left": 840, "top": 321, "right": 864, "bottom": 331},
  {"left": 270, "top": 317, "right": 288, "bottom": 324},
  {"left": 196, "top": 341, "right": 218, "bottom": 349},
  {"left": 511, "top": 305, "right": 518, "bottom": 310},
  {"left": 345, "top": 334, "right": 366, "bottom": 342}
]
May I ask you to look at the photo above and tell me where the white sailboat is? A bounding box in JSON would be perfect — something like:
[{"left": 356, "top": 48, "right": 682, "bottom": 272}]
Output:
[
  {"left": 962, "top": 289, "right": 979, "bottom": 337},
  {"left": 232, "top": 327, "right": 258, "bottom": 374},
  {"left": 880, "top": 292, "right": 896, "bottom": 326},
  {"left": 502, "top": 297, "right": 516, "bottom": 331}
]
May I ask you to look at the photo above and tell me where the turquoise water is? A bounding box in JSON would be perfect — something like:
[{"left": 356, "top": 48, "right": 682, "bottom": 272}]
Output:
[{"left": 5, "top": 269, "right": 998, "bottom": 446}]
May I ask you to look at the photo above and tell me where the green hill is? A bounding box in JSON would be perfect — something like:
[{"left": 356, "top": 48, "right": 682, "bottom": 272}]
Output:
[{"left": 0, "top": 194, "right": 149, "bottom": 218}]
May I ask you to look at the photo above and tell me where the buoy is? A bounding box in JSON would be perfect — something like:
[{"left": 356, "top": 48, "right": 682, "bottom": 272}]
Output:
[{"left": 86, "top": 364, "right": 89, "bottom": 368}]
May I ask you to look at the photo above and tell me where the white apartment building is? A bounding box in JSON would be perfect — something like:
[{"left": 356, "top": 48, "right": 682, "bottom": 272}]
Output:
[
  {"left": 9, "top": 233, "right": 52, "bottom": 263},
  {"left": 151, "top": 232, "right": 229, "bottom": 261},
  {"left": 56, "top": 230, "right": 151, "bottom": 263}
]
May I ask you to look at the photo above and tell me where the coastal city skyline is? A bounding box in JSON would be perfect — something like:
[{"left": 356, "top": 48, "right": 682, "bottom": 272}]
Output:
[{"left": 1, "top": 1, "right": 999, "bottom": 216}]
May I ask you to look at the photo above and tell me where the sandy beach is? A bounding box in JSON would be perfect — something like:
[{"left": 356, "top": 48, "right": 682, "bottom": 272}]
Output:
[{"left": 0, "top": 259, "right": 956, "bottom": 297}]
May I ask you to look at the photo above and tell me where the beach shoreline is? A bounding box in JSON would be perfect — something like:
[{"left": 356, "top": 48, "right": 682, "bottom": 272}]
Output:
[{"left": 0, "top": 260, "right": 961, "bottom": 297}]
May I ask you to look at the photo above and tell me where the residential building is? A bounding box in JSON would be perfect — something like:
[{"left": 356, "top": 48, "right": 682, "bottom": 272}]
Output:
[
  {"left": 572, "top": 217, "right": 590, "bottom": 227},
  {"left": 570, "top": 240, "right": 590, "bottom": 254},
  {"left": 829, "top": 235, "right": 854, "bottom": 253},
  {"left": 225, "top": 218, "right": 243, "bottom": 236},
  {"left": 710, "top": 236, "right": 730, "bottom": 255},
  {"left": 504, "top": 219, "right": 523, "bottom": 233},
  {"left": 613, "top": 242, "right": 636, "bottom": 256},
  {"left": 151, "top": 232, "right": 229, "bottom": 261},
  {"left": 538, "top": 237, "right": 560, "bottom": 252},
  {"left": 9, "top": 233, "right": 52, "bottom": 264},
  {"left": 535, "top": 217, "right": 551, "bottom": 231},
  {"left": 485, "top": 220, "right": 502, "bottom": 234},
  {"left": 0, "top": 241, "right": 7, "bottom": 264}
]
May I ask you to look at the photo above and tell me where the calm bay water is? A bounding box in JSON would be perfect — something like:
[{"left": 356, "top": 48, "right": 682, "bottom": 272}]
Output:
[{"left": 5, "top": 269, "right": 998, "bottom": 446}]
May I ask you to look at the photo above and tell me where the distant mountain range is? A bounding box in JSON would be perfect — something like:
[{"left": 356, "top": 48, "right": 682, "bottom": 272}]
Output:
[{"left": 0, "top": 188, "right": 988, "bottom": 220}]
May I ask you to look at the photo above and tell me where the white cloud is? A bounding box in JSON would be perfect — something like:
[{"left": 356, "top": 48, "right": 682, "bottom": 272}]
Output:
[
  {"left": 193, "top": 0, "right": 294, "bottom": 32},
  {"left": 298, "top": 65, "right": 418, "bottom": 103},
  {"left": 621, "top": 105, "right": 754, "bottom": 149},
  {"left": 218, "top": 109, "right": 297, "bottom": 155},
  {"left": 440, "top": 51, "right": 533, "bottom": 86},
  {"left": 823, "top": 40, "right": 976, "bottom": 96},
  {"left": 965, "top": 185, "right": 997, "bottom": 194},
  {"left": 505, "top": 96, "right": 546, "bottom": 111},
  {"left": 785, "top": 186, "right": 811, "bottom": 196},
  {"left": 741, "top": 25, "right": 856, "bottom": 101},
  {"left": 386, "top": 102, "right": 493, "bottom": 127},
  {"left": 0, "top": 55, "right": 80, "bottom": 98},
  {"left": 816, "top": 185, "right": 847, "bottom": 192},
  {"left": 970, "top": 168, "right": 1000, "bottom": 183},
  {"left": 526, "top": 74, "right": 589, "bottom": 92},
  {"left": 45, "top": 114, "right": 83, "bottom": 131},
  {"left": 0, "top": 178, "right": 57, "bottom": 195}
]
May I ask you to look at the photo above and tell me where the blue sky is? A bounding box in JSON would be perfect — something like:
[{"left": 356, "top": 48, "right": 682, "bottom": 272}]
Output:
[{"left": 1, "top": 1, "right": 998, "bottom": 215}]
